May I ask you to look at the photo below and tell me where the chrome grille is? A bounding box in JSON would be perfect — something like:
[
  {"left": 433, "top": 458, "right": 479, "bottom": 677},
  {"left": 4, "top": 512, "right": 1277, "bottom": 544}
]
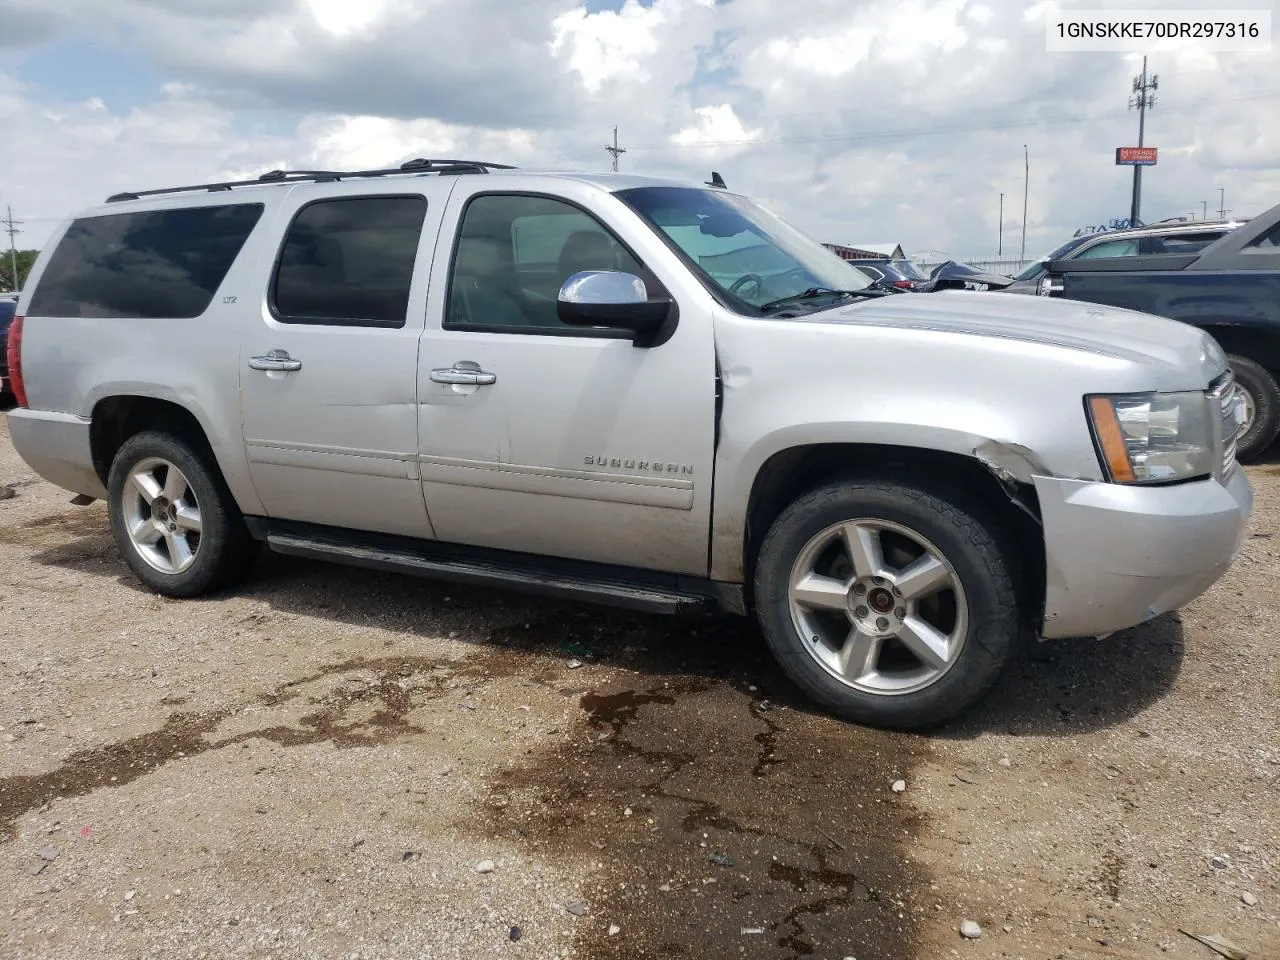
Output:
[{"left": 1209, "top": 372, "right": 1242, "bottom": 480}]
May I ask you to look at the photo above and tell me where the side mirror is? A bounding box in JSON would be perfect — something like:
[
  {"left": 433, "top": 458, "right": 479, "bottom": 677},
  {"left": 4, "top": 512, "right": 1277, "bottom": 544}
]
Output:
[{"left": 557, "top": 270, "right": 677, "bottom": 347}]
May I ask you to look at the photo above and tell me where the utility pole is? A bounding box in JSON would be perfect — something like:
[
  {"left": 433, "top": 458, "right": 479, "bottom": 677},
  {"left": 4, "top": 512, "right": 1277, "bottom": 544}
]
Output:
[
  {"left": 604, "top": 126, "right": 626, "bottom": 172},
  {"left": 1200, "top": 200, "right": 1207, "bottom": 220},
  {"left": 1128, "top": 56, "right": 1158, "bottom": 226},
  {"left": 2, "top": 206, "right": 22, "bottom": 292},
  {"left": 998, "top": 192, "right": 1004, "bottom": 257},
  {"left": 1020, "top": 145, "right": 1029, "bottom": 262},
  {"left": 1217, "top": 188, "right": 1229, "bottom": 219}
]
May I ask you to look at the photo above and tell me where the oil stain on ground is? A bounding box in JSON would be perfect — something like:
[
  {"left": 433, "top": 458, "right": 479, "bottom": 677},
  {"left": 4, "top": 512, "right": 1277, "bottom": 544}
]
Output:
[
  {"left": 475, "top": 609, "right": 933, "bottom": 960},
  {"left": 0, "top": 652, "right": 507, "bottom": 841}
]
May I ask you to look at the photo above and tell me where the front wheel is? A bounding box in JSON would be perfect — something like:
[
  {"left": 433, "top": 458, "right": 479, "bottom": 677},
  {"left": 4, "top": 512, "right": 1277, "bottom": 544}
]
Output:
[
  {"left": 107, "top": 430, "right": 259, "bottom": 597},
  {"left": 1226, "top": 354, "right": 1280, "bottom": 462},
  {"left": 753, "top": 480, "right": 1019, "bottom": 730}
]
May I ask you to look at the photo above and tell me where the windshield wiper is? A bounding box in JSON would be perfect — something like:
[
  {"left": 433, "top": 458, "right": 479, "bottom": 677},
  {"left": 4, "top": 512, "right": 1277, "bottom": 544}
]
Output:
[{"left": 759, "top": 287, "right": 885, "bottom": 313}]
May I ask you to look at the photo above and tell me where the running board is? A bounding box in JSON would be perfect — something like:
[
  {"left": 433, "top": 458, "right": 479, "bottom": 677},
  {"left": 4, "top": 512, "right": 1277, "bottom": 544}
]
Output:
[{"left": 262, "top": 530, "right": 722, "bottom": 615}]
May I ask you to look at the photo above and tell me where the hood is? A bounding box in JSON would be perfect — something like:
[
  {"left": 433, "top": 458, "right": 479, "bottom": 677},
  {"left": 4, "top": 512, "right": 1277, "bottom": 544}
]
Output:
[{"left": 802, "top": 289, "right": 1226, "bottom": 381}]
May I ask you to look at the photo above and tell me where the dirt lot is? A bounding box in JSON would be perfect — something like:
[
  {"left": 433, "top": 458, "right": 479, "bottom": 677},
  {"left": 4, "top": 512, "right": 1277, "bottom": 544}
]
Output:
[{"left": 1, "top": 410, "right": 1277, "bottom": 960}]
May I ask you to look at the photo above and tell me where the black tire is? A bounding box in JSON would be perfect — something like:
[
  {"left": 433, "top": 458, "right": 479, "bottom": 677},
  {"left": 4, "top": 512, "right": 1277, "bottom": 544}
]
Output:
[
  {"left": 753, "top": 480, "right": 1018, "bottom": 731},
  {"left": 1227, "top": 354, "right": 1280, "bottom": 462},
  {"left": 107, "top": 430, "right": 259, "bottom": 597}
]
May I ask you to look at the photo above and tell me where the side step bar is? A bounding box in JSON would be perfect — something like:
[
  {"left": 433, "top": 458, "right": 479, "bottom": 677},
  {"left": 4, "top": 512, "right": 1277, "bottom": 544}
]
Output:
[{"left": 263, "top": 530, "right": 725, "bottom": 615}]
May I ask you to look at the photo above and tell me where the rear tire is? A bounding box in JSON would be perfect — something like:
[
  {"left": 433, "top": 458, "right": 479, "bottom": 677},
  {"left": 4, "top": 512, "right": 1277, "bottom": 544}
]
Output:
[
  {"left": 1227, "top": 354, "right": 1280, "bottom": 462},
  {"left": 107, "top": 430, "right": 259, "bottom": 597},
  {"left": 753, "top": 480, "right": 1018, "bottom": 730}
]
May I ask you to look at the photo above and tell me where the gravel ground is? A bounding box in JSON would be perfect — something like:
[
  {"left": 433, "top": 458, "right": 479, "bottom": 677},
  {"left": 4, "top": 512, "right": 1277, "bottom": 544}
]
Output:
[{"left": 1, "top": 408, "right": 1277, "bottom": 960}]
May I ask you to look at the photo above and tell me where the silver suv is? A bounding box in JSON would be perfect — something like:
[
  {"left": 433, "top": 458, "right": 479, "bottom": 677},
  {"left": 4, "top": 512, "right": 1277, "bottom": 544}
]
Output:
[{"left": 4, "top": 159, "right": 1253, "bottom": 729}]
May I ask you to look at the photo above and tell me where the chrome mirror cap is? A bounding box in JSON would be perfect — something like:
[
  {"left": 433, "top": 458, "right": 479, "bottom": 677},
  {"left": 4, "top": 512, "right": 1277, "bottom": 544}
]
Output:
[{"left": 558, "top": 270, "right": 647, "bottom": 305}]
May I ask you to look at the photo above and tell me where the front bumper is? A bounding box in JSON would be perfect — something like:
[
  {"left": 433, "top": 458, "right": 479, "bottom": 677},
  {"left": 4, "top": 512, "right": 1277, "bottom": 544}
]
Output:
[{"left": 1035, "top": 469, "right": 1252, "bottom": 639}]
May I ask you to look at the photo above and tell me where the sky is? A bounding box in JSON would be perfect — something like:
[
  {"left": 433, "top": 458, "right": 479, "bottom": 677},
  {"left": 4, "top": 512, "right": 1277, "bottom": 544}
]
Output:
[{"left": 1, "top": 0, "right": 1278, "bottom": 262}]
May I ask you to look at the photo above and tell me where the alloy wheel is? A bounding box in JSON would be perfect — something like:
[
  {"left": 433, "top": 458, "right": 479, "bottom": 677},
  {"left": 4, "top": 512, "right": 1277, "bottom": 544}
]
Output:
[
  {"left": 121, "top": 457, "right": 203, "bottom": 574},
  {"left": 787, "top": 518, "right": 969, "bottom": 695}
]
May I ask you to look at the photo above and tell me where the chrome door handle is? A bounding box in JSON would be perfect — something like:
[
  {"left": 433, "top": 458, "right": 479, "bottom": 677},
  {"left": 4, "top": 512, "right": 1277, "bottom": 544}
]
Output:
[
  {"left": 430, "top": 362, "right": 496, "bottom": 386},
  {"left": 248, "top": 349, "right": 302, "bottom": 372}
]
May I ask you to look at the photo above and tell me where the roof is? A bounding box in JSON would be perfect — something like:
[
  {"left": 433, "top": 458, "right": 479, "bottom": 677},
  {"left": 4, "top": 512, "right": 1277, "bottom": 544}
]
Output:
[
  {"left": 67, "top": 160, "right": 731, "bottom": 220},
  {"left": 842, "top": 243, "right": 904, "bottom": 257},
  {"left": 1076, "top": 218, "right": 1248, "bottom": 240}
]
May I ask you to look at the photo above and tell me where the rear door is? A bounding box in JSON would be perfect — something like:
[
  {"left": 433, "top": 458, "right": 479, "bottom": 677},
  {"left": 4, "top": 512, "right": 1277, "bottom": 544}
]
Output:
[{"left": 238, "top": 182, "right": 451, "bottom": 537}]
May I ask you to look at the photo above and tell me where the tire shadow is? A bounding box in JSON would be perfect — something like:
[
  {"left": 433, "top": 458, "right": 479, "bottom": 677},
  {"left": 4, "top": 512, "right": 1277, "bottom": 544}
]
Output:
[{"left": 27, "top": 527, "right": 1186, "bottom": 738}]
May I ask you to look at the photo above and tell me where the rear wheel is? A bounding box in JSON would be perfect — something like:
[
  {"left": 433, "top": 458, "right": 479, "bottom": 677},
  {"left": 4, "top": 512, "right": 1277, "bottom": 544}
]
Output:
[
  {"left": 753, "top": 480, "right": 1018, "bottom": 730},
  {"left": 107, "top": 431, "right": 259, "bottom": 597},
  {"left": 1227, "top": 354, "right": 1280, "bottom": 462}
]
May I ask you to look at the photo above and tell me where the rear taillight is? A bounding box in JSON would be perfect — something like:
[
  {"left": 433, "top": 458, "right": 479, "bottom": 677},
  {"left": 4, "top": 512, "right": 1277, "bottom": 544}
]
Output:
[
  {"left": 893, "top": 280, "right": 914, "bottom": 289},
  {"left": 6, "top": 314, "right": 26, "bottom": 407}
]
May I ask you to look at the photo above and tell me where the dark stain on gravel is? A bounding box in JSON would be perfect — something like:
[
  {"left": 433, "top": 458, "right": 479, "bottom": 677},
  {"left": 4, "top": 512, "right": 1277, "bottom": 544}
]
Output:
[
  {"left": 475, "top": 612, "right": 931, "bottom": 960},
  {"left": 0, "top": 653, "right": 505, "bottom": 840}
]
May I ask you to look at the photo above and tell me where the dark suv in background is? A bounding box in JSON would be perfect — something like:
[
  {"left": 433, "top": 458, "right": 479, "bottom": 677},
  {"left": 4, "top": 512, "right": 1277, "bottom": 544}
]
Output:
[
  {"left": 0, "top": 292, "right": 19, "bottom": 401},
  {"left": 1004, "top": 218, "right": 1247, "bottom": 295}
]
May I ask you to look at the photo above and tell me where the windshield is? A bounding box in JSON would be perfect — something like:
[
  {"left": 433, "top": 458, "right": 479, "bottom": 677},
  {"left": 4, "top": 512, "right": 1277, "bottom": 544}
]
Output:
[
  {"left": 615, "top": 186, "right": 872, "bottom": 313},
  {"left": 889, "top": 260, "right": 929, "bottom": 281},
  {"left": 1012, "top": 235, "right": 1093, "bottom": 281}
]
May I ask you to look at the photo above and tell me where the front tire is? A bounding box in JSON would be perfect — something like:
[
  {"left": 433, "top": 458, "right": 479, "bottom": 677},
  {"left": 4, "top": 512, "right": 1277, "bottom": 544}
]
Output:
[
  {"left": 1226, "top": 354, "right": 1280, "bottom": 462},
  {"left": 107, "top": 431, "right": 259, "bottom": 597},
  {"left": 753, "top": 480, "right": 1019, "bottom": 731}
]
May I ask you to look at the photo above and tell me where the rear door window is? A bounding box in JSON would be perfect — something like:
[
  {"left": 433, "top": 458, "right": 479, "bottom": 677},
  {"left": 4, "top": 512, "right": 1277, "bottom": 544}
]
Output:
[
  {"left": 26, "top": 204, "right": 263, "bottom": 318},
  {"left": 271, "top": 196, "right": 428, "bottom": 328}
]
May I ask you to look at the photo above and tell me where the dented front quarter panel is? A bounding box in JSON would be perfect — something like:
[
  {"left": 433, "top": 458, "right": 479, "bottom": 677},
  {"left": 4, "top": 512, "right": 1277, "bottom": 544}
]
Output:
[{"left": 708, "top": 295, "right": 1230, "bottom": 584}]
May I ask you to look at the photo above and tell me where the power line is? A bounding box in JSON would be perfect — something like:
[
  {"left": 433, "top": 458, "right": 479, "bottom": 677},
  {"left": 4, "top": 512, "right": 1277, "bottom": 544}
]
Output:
[{"left": 531, "top": 86, "right": 1280, "bottom": 166}]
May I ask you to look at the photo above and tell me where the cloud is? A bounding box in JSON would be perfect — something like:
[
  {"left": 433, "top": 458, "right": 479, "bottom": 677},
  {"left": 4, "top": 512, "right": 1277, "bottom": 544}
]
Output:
[{"left": 1, "top": 0, "right": 1277, "bottom": 264}]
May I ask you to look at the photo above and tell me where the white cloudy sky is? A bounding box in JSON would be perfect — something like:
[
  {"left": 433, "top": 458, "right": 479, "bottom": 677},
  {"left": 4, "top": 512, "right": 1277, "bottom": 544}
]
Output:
[{"left": 1, "top": 0, "right": 1277, "bottom": 261}]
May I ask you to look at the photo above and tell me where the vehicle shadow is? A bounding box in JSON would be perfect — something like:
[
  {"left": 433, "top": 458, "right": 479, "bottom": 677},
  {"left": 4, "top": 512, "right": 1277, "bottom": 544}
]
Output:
[{"left": 27, "top": 525, "right": 1185, "bottom": 739}]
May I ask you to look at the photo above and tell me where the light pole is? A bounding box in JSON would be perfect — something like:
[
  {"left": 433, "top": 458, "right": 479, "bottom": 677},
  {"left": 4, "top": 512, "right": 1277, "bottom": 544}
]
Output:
[
  {"left": 998, "top": 192, "right": 1004, "bottom": 257},
  {"left": 1020, "top": 145, "right": 1029, "bottom": 262},
  {"left": 1200, "top": 200, "right": 1207, "bottom": 220}
]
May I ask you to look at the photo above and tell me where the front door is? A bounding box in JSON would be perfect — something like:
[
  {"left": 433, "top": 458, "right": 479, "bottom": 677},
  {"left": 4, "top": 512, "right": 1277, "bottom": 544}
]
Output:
[
  {"left": 239, "top": 187, "right": 445, "bottom": 538},
  {"left": 415, "top": 181, "right": 717, "bottom": 575}
]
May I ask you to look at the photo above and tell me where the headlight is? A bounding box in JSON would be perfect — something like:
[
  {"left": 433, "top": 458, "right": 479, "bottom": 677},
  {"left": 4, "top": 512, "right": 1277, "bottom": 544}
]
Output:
[{"left": 1086, "top": 391, "right": 1214, "bottom": 483}]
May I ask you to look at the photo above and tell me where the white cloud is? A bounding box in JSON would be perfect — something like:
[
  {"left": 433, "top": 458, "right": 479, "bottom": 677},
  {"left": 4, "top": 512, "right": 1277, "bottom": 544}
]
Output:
[{"left": 0, "top": 0, "right": 1277, "bottom": 267}]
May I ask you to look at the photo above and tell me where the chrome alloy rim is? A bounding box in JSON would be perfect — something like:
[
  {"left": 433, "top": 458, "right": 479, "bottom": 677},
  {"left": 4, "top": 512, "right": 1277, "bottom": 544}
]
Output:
[
  {"left": 786, "top": 519, "right": 969, "bottom": 695},
  {"left": 122, "top": 457, "right": 202, "bottom": 574}
]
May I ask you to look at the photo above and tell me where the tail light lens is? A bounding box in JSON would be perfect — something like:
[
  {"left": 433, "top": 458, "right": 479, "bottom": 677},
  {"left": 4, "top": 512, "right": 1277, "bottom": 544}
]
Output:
[
  {"left": 892, "top": 280, "right": 914, "bottom": 289},
  {"left": 6, "top": 314, "right": 26, "bottom": 407}
]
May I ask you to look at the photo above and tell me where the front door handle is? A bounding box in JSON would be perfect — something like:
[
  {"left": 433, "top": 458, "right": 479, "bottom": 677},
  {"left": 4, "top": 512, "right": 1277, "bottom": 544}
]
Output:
[
  {"left": 248, "top": 349, "right": 302, "bottom": 372},
  {"left": 430, "top": 361, "right": 496, "bottom": 386}
]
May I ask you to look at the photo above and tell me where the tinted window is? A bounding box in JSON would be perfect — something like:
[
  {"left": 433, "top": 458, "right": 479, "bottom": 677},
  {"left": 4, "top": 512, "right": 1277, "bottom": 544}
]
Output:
[
  {"left": 1074, "top": 238, "right": 1140, "bottom": 259},
  {"left": 26, "top": 204, "right": 263, "bottom": 319},
  {"left": 1152, "top": 231, "right": 1225, "bottom": 254},
  {"left": 446, "top": 194, "right": 653, "bottom": 332},
  {"left": 1248, "top": 222, "right": 1280, "bottom": 249},
  {"left": 273, "top": 196, "right": 427, "bottom": 328}
]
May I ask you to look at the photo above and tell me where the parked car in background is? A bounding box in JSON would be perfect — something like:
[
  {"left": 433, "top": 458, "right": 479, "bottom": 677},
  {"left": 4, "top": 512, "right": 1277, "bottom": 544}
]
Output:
[
  {"left": 917, "top": 260, "right": 1015, "bottom": 292},
  {"left": 1027, "top": 201, "right": 1280, "bottom": 459},
  {"left": 0, "top": 292, "right": 19, "bottom": 400},
  {"left": 4, "top": 160, "right": 1251, "bottom": 731},
  {"left": 845, "top": 258, "right": 930, "bottom": 291},
  {"left": 1004, "top": 218, "right": 1247, "bottom": 295}
]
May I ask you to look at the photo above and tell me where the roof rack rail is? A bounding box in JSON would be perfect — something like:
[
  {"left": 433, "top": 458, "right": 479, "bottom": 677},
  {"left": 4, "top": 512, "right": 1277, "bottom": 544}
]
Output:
[{"left": 105, "top": 158, "right": 517, "bottom": 203}]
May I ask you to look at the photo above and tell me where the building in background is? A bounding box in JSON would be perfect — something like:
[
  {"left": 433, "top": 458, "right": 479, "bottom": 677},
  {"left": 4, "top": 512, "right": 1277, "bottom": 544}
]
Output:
[{"left": 823, "top": 242, "right": 906, "bottom": 261}]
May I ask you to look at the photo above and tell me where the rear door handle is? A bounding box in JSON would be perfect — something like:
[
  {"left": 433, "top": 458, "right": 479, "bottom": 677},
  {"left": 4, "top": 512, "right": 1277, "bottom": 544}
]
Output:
[
  {"left": 430, "top": 361, "right": 496, "bottom": 386},
  {"left": 248, "top": 349, "right": 302, "bottom": 372}
]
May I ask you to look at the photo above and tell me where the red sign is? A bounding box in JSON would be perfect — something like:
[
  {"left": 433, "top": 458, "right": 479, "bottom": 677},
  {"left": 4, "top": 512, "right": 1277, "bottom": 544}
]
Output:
[{"left": 1115, "top": 146, "right": 1158, "bottom": 166}]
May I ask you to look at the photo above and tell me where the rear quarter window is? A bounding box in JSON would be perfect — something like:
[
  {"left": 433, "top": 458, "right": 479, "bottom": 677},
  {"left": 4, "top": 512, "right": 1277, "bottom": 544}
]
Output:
[{"left": 26, "top": 204, "right": 264, "bottom": 319}]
